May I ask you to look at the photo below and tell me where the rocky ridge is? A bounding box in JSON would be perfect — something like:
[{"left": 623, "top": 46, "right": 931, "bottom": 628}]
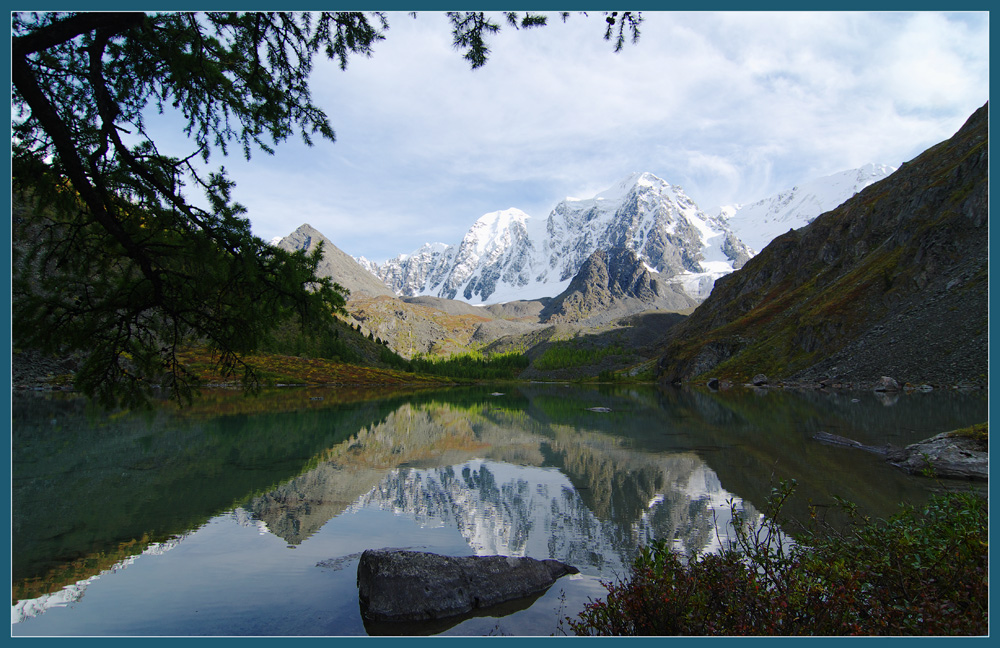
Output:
[
  {"left": 540, "top": 247, "right": 698, "bottom": 326},
  {"left": 276, "top": 223, "right": 395, "bottom": 299}
]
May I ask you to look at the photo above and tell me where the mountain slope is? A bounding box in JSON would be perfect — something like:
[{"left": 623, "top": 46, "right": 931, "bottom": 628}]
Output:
[
  {"left": 656, "top": 103, "right": 988, "bottom": 388},
  {"left": 344, "top": 294, "right": 541, "bottom": 358},
  {"left": 276, "top": 224, "right": 395, "bottom": 299},
  {"left": 719, "top": 163, "right": 897, "bottom": 254}
]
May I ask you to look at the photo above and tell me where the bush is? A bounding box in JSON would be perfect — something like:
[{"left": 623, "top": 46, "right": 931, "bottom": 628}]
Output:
[{"left": 570, "top": 483, "right": 987, "bottom": 636}]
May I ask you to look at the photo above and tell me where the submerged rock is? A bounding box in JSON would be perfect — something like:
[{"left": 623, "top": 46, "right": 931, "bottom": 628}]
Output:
[
  {"left": 357, "top": 549, "right": 579, "bottom": 623},
  {"left": 813, "top": 431, "right": 887, "bottom": 455}
]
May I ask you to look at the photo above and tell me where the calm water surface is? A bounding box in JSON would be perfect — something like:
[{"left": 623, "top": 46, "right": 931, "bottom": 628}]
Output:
[{"left": 11, "top": 384, "right": 987, "bottom": 636}]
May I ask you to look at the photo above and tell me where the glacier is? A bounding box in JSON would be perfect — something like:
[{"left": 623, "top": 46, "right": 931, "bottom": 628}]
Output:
[{"left": 717, "top": 163, "right": 896, "bottom": 254}]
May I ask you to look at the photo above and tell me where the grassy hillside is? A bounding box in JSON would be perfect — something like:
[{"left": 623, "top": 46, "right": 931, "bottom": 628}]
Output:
[{"left": 656, "top": 103, "right": 988, "bottom": 388}]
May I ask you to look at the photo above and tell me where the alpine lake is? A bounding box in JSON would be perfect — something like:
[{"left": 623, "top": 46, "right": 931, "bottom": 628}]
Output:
[{"left": 11, "top": 382, "right": 988, "bottom": 637}]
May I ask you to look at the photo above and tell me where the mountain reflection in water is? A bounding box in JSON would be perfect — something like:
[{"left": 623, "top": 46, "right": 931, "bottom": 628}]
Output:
[
  {"left": 11, "top": 384, "right": 987, "bottom": 636},
  {"left": 244, "top": 393, "right": 760, "bottom": 569},
  {"left": 256, "top": 456, "right": 746, "bottom": 580}
]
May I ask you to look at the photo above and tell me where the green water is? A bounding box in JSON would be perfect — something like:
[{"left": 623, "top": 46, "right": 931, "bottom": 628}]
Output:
[{"left": 11, "top": 383, "right": 987, "bottom": 636}]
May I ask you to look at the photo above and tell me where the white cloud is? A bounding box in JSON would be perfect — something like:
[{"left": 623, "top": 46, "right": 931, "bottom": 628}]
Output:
[{"left": 878, "top": 13, "right": 989, "bottom": 111}]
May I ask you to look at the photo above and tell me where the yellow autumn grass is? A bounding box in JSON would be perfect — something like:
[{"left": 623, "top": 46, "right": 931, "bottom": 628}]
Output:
[{"left": 175, "top": 347, "right": 450, "bottom": 387}]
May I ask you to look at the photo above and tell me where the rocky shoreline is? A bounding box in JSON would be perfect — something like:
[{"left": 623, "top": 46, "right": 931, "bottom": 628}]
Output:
[
  {"left": 703, "top": 373, "right": 986, "bottom": 394},
  {"left": 11, "top": 350, "right": 79, "bottom": 391}
]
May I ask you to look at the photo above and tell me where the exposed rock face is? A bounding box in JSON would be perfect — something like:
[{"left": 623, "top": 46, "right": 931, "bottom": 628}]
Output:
[
  {"left": 541, "top": 247, "right": 698, "bottom": 325},
  {"left": 721, "top": 231, "right": 753, "bottom": 269},
  {"left": 657, "top": 103, "right": 988, "bottom": 388},
  {"left": 359, "top": 243, "right": 454, "bottom": 298},
  {"left": 357, "top": 549, "right": 579, "bottom": 622}
]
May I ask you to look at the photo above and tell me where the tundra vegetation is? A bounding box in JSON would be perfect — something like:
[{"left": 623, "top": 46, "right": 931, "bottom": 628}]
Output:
[{"left": 568, "top": 482, "right": 988, "bottom": 636}]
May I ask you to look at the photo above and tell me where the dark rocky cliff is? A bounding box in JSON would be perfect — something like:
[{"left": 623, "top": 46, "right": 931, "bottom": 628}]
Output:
[
  {"left": 657, "top": 103, "right": 988, "bottom": 388},
  {"left": 541, "top": 247, "right": 697, "bottom": 326}
]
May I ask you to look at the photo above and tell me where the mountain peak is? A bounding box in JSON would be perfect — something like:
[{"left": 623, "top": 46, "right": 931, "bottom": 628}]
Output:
[
  {"left": 275, "top": 225, "right": 395, "bottom": 298},
  {"left": 592, "top": 172, "right": 665, "bottom": 202},
  {"left": 541, "top": 247, "right": 697, "bottom": 325},
  {"left": 461, "top": 208, "right": 532, "bottom": 258},
  {"left": 357, "top": 163, "right": 892, "bottom": 306},
  {"left": 470, "top": 208, "right": 532, "bottom": 235},
  {"left": 364, "top": 171, "right": 750, "bottom": 305}
]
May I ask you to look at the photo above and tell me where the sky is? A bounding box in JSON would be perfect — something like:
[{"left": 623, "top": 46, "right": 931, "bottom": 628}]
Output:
[{"left": 153, "top": 11, "right": 989, "bottom": 263}]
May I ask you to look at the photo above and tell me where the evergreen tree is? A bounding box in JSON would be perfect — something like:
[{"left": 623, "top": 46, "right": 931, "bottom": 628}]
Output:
[
  {"left": 12, "top": 12, "right": 386, "bottom": 407},
  {"left": 11, "top": 11, "right": 641, "bottom": 408}
]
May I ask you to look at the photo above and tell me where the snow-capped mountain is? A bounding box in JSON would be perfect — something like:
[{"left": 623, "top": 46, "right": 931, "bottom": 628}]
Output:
[
  {"left": 12, "top": 535, "right": 185, "bottom": 624},
  {"left": 357, "top": 242, "right": 453, "bottom": 298},
  {"left": 718, "top": 163, "right": 897, "bottom": 254},
  {"left": 365, "top": 172, "right": 753, "bottom": 305}
]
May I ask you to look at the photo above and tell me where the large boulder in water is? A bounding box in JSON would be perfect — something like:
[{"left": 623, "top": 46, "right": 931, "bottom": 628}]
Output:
[
  {"left": 357, "top": 549, "right": 579, "bottom": 623},
  {"left": 886, "top": 431, "right": 988, "bottom": 480},
  {"left": 874, "top": 376, "right": 901, "bottom": 392}
]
